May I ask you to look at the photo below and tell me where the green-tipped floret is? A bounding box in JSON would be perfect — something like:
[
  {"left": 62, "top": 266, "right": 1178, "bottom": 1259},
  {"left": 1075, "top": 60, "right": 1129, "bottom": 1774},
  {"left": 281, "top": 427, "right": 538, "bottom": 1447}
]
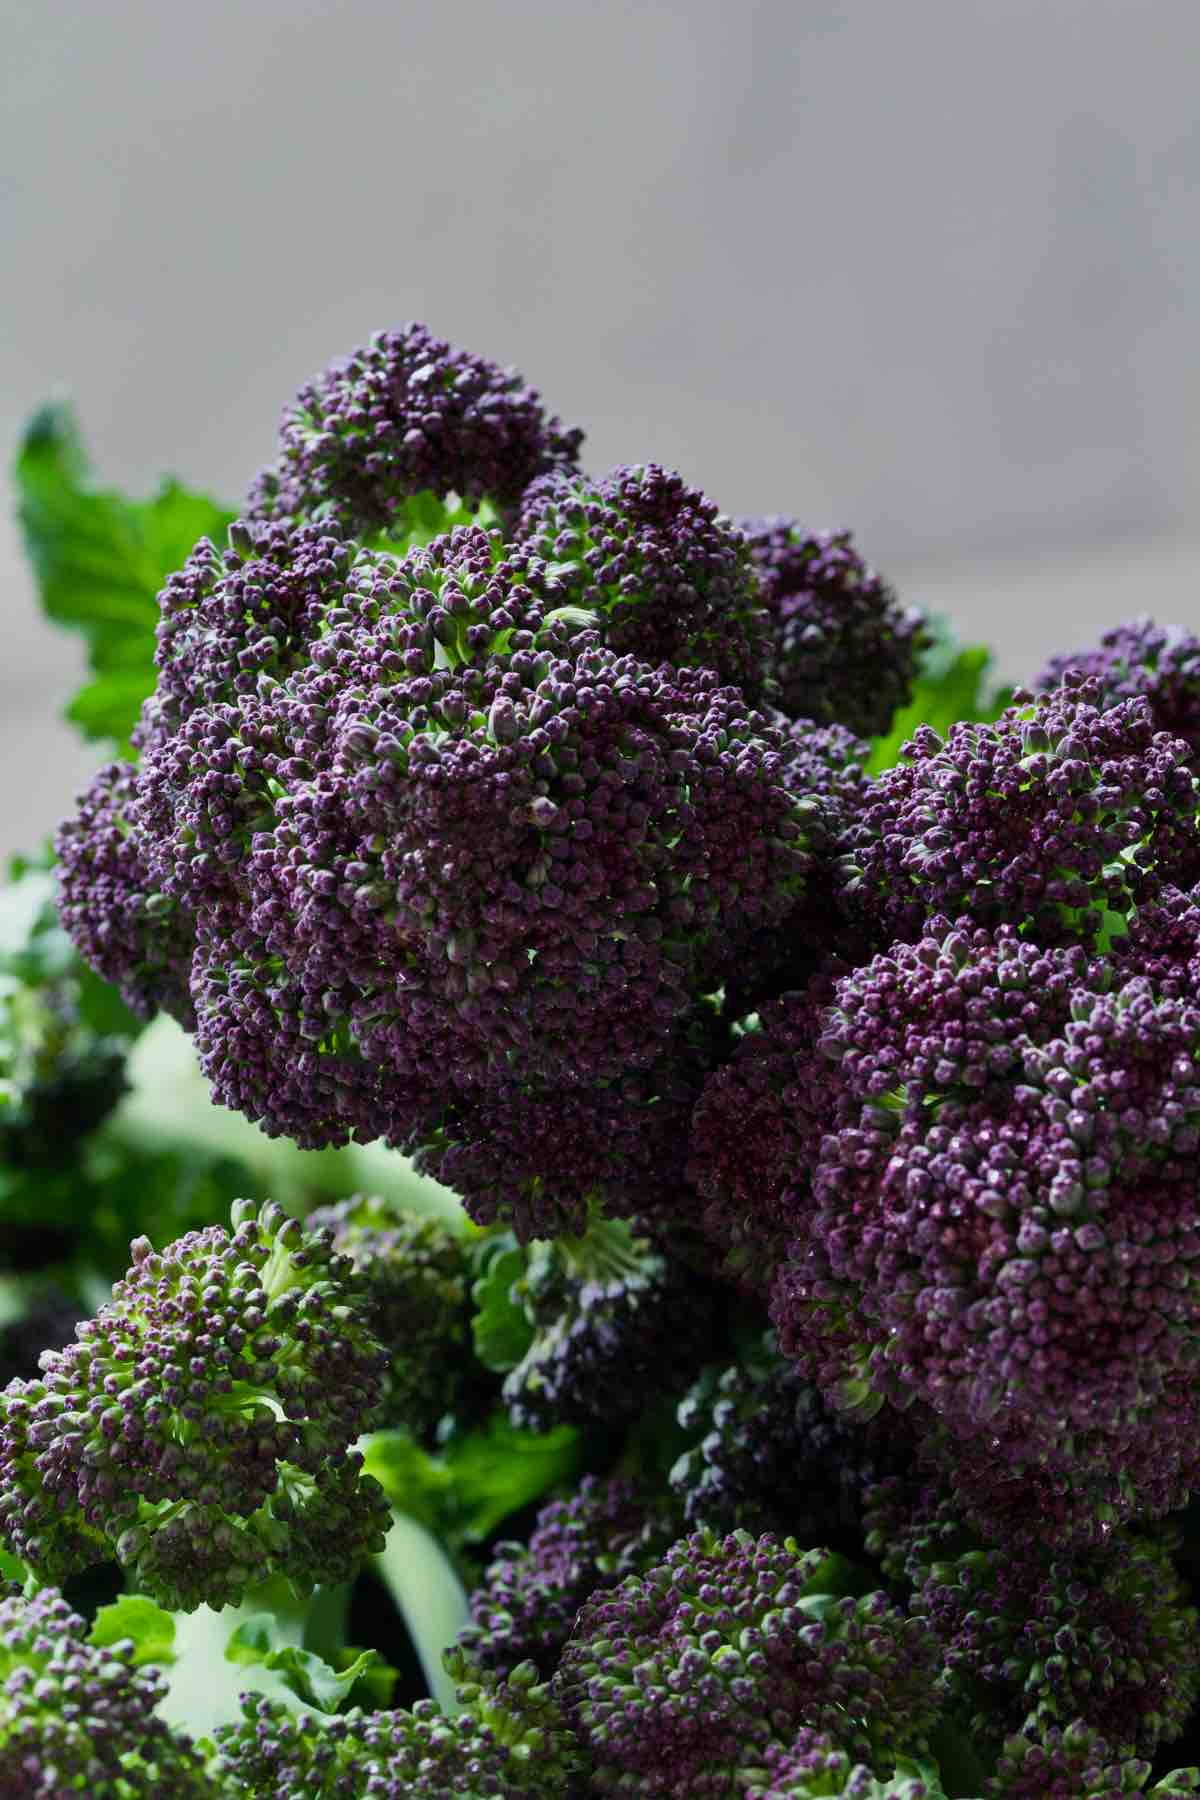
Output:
[
  {"left": 554, "top": 1526, "right": 942, "bottom": 1795},
  {"left": 213, "top": 1651, "right": 582, "bottom": 1797},
  {"left": 305, "top": 1193, "right": 472, "bottom": 1442},
  {"left": 0, "top": 1200, "right": 391, "bottom": 1608}
]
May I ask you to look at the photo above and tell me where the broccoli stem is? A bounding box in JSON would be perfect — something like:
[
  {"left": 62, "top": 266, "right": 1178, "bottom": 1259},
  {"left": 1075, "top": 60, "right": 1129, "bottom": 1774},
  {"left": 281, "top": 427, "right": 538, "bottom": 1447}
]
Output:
[
  {"left": 372, "top": 1509, "right": 469, "bottom": 1714},
  {"left": 157, "top": 1576, "right": 310, "bottom": 1741}
]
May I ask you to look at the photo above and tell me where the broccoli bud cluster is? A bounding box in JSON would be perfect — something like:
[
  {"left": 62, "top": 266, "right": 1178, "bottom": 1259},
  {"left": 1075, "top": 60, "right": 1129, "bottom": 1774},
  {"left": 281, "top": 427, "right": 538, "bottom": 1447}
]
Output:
[
  {"left": 738, "top": 518, "right": 926, "bottom": 739},
  {"left": 0, "top": 1199, "right": 390, "bottom": 1608},
  {"left": 247, "top": 320, "right": 584, "bottom": 536},
  {"left": 516, "top": 462, "right": 773, "bottom": 700},
  {"left": 555, "top": 1527, "right": 942, "bottom": 1793},
  {"left": 39, "top": 316, "right": 1200, "bottom": 1793},
  {"left": 0, "top": 1583, "right": 210, "bottom": 1797}
]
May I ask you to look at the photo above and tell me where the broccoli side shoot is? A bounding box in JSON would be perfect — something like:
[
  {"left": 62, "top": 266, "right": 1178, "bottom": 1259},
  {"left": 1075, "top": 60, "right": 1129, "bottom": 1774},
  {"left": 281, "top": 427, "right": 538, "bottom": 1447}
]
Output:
[
  {"left": 838, "top": 674, "right": 1200, "bottom": 950},
  {"left": 554, "top": 1526, "right": 942, "bottom": 1794},
  {"left": 458, "top": 1473, "right": 681, "bottom": 1681},
  {"left": 737, "top": 518, "right": 926, "bottom": 740},
  {"left": 0, "top": 1200, "right": 391, "bottom": 1608},
  {"left": 1037, "top": 615, "right": 1200, "bottom": 772},
  {"left": 516, "top": 462, "right": 772, "bottom": 700},
  {"left": 247, "top": 320, "right": 583, "bottom": 537}
]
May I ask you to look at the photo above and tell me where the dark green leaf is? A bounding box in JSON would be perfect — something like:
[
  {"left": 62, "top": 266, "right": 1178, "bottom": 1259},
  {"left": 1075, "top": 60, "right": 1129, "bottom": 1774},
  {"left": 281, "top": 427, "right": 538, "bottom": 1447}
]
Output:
[
  {"left": 363, "top": 1411, "right": 580, "bottom": 1553},
  {"left": 14, "top": 403, "right": 234, "bottom": 753}
]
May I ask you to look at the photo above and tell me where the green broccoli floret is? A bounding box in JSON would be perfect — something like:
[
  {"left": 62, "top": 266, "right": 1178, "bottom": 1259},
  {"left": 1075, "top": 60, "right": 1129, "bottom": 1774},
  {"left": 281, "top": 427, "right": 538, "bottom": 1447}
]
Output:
[
  {"left": 305, "top": 1192, "right": 473, "bottom": 1442},
  {"left": 213, "top": 1651, "right": 582, "bottom": 1797},
  {"left": 0, "top": 1199, "right": 391, "bottom": 1608},
  {"left": 554, "top": 1526, "right": 942, "bottom": 1795}
]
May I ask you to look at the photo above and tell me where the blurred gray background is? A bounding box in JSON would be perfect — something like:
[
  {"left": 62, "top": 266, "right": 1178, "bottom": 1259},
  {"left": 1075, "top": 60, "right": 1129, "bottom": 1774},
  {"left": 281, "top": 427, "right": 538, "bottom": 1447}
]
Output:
[{"left": 3, "top": 0, "right": 1199, "bottom": 857}]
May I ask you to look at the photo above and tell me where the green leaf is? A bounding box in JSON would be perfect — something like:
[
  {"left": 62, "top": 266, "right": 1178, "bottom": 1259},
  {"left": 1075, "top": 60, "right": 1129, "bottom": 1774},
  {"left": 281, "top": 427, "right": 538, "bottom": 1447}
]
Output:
[
  {"left": 14, "top": 403, "right": 234, "bottom": 754},
  {"left": 0, "top": 1547, "right": 30, "bottom": 1588},
  {"left": 362, "top": 1411, "right": 580, "bottom": 1553},
  {"left": 89, "top": 1594, "right": 176, "bottom": 1667},
  {"left": 867, "top": 613, "right": 1012, "bottom": 774},
  {"left": 471, "top": 1243, "right": 535, "bottom": 1373},
  {"left": 225, "top": 1614, "right": 381, "bottom": 1712}
]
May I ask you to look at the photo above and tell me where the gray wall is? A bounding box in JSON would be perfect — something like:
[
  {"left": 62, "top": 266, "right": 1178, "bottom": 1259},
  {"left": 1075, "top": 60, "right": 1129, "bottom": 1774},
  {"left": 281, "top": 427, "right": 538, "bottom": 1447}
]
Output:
[{"left": 4, "top": 0, "right": 1199, "bottom": 854}]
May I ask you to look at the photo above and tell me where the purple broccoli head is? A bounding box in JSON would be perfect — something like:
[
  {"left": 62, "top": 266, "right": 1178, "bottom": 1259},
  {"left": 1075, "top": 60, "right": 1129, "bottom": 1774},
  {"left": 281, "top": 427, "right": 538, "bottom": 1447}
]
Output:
[
  {"left": 737, "top": 518, "right": 925, "bottom": 738},
  {"left": 248, "top": 321, "right": 583, "bottom": 536},
  {"left": 517, "top": 463, "right": 772, "bottom": 700}
]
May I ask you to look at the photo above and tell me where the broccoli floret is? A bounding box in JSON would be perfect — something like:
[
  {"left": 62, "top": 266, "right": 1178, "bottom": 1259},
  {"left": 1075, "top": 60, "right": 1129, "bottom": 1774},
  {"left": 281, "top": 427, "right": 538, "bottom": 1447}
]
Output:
[
  {"left": 991, "top": 1706, "right": 1200, "bottom": 1798},
  {"left": 0, "top": 1582, "right": 212, "bottom": 1796},
  {"left": 304, "top": 1192, "right": 472, "bottom": 1442},
  {"left": 0, "top": 1200, "right": 391, "bottom": 1608},
  {"left": 515, "top": 462, "right": 772, "bottom": 699},
  {"left": 867, "top": 1470, "right": 1200, "bottom": 1767},
  {"left": 73, "top": 517, "right": 815, "bottom": 1174},
  {"left": 1037, "top": 616, "right": 1200, "bottom": 771},
  {"left": 497, "top": 1215, "right": 718, "bottom": 1430},
  {"left": 737, "top": 519, "right": 925, "bottom": 739},
  {"left": 838, "top": 675, "right": 1200, "bottom": 950},
  {"left": 137, "top": 516, "right": 362, "bottom": 749},
  {"left": 246, "top": 321, "right": 583, "bottom": 536},
  {"left": 741, "top": 1730, "right": 949, "bottom": 1797},
  {"left": 458, "top": 1474, "right": 681, "bottom": 1680},
  {"left": 671, "top": 1331, "right": 912, "bottom": 1550},
  {"left": 769, "top": 920, "right": 1200, "bottom": 1517},
  {"left": 214, "top": 1653, "right": 581, "bottom": 1797},
  {"left": 686, "top": 971, "right": 842, "bottom": 1274},
  {"left": 413, "top": 1032, "right": 711, "bottom": 1241},
  {"left": 554, "top": 1527, "right": 942, "bottom": 1793},
  {"left": 54, "top": 761, "right": 196, "bottom": 1027},
  {"left": 722, "top": 720, "right": 881, "bottom": 1020}
]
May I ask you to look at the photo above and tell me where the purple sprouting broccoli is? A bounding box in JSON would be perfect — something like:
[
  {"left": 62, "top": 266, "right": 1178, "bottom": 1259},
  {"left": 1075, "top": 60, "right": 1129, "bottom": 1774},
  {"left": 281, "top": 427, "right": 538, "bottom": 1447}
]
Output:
[
  {"left": 304, "top": 1192, "right": 472, "bottom": 1442},
  {"left": 55, "top": 761, "right": 196, "bottom": 1027},
  {"left": 886, "top": 1406, "right": 1198, "bottom": 1557},
  {"left": 0, "top": 1200, "right": 391, "bottom": 1609},
  {"left": 105, "top": 519, "right": 813, "bottom": 1179},
  {"left": 186, "top": 922, "right": 435, "bottom": 1150},
  {"left": 769, "top": 920, "right": 1200, "bottom": 1517},
  {"left": 737, "top": 518, "right": 926, "bottom": 738},
  {"left": 213, "top": 1652, "right": 583, "bottom": 1798},
  {"left": 989, "top": 1708, "right": 1200, "bottom": 1799},
  {"left": 554, "top": 1527, "right": 943, "bottom": 1794},
  {"left": 838, "top": 674, "right": 1200, "bottom": 951},
  {"left": 412, "top": 1014, "right": 718, "bottom": 1240},
  {"left": 740, "top": 1731, "right": 949, "bottom": 1798},
  {"left": 496, "top": 1214, "right": 719, "bottom": 1430},
  {"left": 1037, "top": 616, "right": 1200, "bottom": 771},
  {"left": 0, "top": 1582, "right": 212, "bottom": 1797},
  {"left": 515, "top": 463, "right": 772, "bottom": 700},
  {"left": 863, "top": 1471, "right": 1200, "bottom": 1771},
  {"left": 686, "top": 971, "right": 841, "bottom": 1277},
  {"left": 136, "top": 516, "right": 360, "bottom": 750},
  {"left": 670, "top": 1331, "right": 912, "bottom": 1553},
  {"left": 724, "top": 720, "right": 882, "bottom": 1019},
  {"left": 459, "top": 1474, "right": 681, "bottom": 1680},
  {"left": 1113, "top": 881, "right": 1200, "bottom": 998},
  {"left": 247, "top": 321, "right": 583, "bottom": 537}
]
